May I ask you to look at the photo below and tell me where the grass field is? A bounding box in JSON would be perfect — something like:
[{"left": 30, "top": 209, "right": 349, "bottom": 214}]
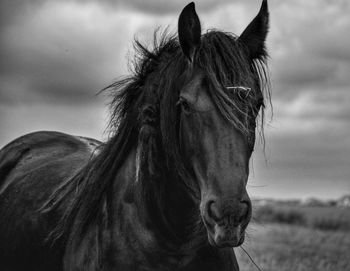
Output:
[
  {"left": 252, "top": 204, "right": 350, "bottom": 231},
  {"left": 236, "top": 206, "right": 350, "bottom": 271},
  {"left": 259, "top": 205, "right": 350, "bottom": 225}
]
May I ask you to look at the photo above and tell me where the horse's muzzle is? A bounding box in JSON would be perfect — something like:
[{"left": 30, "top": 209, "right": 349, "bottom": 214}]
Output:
[
  {"left": 201, "top": 197, "right": 251, "bottom": 248},
  {"left": 208, "top": 223, "right": 245, "bottom": 248}
]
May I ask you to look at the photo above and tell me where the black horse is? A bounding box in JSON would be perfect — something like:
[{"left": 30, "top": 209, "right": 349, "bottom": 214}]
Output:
[{"left": 0, "top": 1, "right": 270, "bottom": 270}]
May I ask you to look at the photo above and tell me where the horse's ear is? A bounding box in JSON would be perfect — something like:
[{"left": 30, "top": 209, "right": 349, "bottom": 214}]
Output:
[
  {"left": 178, "top": 2, "right": 201, "bottom": 62},
  {"left": 238, "top": 0, "right": 269, "bottom": 60}
]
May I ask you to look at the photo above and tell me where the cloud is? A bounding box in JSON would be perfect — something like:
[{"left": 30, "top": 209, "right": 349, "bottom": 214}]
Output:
[
  {"left": 0, "top": 0, "right": 262, "bottom": 105},
  {"left": 0, "top": 102, "right": 107, "bottom": 146},
  {"left": 270, "top": 0, "right": 350, "bottom": 92},
  {"left": 249, "top": 119, "right": 350, "bottom": 199},
  {"left": 98, "top": 0, "right": 235, "bottom": 14},
  {"left": 0, "top": 0, "right": 240, "bottom": 26},
  {"left": 0, "top": 1, "right": 138, "bottom": 105}
]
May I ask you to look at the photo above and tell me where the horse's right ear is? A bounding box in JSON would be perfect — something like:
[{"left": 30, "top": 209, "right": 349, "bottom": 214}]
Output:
[
  {"left": 238, "top": 0, "right": 269, "bottom": 60},
  {"left": 178, "top": 2, "right": 201, "bottom": 62}
]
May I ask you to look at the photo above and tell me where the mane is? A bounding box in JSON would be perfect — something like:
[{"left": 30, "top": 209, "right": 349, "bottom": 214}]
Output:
[{"left": 41, "top": 29, "right": 271, "bottom": 245}]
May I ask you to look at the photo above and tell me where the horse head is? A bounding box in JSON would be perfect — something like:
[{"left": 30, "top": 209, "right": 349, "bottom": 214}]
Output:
[{"left": 176, "top": 1, "right": 269, "bottom": 248}]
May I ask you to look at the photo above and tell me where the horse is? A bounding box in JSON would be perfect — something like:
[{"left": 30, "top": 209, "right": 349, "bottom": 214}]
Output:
[{"left": 0, "top": 1, "right": 270, "bottom": 270}]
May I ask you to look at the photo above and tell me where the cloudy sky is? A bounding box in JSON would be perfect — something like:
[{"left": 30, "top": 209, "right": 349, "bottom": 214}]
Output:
[{"left": 0, "top": 0, "right": 349, "bottom": 200}]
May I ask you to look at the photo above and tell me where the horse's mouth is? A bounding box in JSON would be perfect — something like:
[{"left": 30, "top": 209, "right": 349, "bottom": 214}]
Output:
[{"left": 204, "top": 219, "right": 245, "bottom": 248}]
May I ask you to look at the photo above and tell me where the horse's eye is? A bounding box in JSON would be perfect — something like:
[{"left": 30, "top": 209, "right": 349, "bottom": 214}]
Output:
[
  {"left": 182, "top": 101, "right": 191, "bottom": 113},
  {"left": 177, "top": 98, "right": 192, "bottom": 114}
]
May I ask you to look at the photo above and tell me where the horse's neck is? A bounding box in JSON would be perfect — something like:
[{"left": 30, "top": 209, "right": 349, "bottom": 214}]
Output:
[
  {"left": 64, "top": 148, "right": 208, "bottom": 270},
  {"left": 108, "top": 148, "right": 204, "bottom": 266}
]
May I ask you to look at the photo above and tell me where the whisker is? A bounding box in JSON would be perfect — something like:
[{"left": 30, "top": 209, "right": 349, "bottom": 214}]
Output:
[{"left": 239, "top": 245, "right": 264, "bottom": 271}]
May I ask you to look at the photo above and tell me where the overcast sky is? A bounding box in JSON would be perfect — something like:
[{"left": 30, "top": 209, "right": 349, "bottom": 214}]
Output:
[{"left": 0, "top": 0, "right": 349, "bottom": 200}]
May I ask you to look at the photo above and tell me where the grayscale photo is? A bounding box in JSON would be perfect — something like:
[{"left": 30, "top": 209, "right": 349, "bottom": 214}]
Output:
[{"left": 0, "top": 0, "right": 349, "bottom": 270}]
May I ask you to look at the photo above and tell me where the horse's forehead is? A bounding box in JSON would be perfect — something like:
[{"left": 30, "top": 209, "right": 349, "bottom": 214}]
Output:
[
  {"left": 181, "top": 73, "right": 205, "bottom": 99},
  {"left": 179, "top": 73, "right": 216, "bottom": 112},
  {"left": 181, "top": 72, "right": 202, "bottom": 93}
]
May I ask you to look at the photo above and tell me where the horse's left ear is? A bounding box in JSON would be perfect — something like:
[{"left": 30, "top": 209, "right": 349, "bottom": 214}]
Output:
[
  {"left": 178, "top": 2, "right": 201, "bottom": 62},
  {"left": 238, "top": 0, "right": 269, "bottom": 60}
]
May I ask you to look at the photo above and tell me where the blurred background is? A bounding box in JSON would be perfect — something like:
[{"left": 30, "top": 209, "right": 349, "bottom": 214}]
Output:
[{"left": 0, "top": 1, "right": 349, "bottom": 270}]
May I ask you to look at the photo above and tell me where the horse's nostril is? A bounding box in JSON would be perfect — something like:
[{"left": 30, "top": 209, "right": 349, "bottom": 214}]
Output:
[
  {"left": 206, "top": 199, "right": 252, "bottom": 225},
  {"left": 239, "top": 200, "right": 251, "bottom": 222},
  {"left": 207, "top": 200, "right": 222, "bottom": 222}
]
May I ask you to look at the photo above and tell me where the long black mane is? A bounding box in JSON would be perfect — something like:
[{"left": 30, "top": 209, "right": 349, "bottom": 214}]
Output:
[{"left": 42, "top": 29, "right": 270, "bottom": 245}]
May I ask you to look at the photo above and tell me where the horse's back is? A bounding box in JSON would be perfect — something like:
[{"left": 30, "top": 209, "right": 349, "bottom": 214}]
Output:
[
  {"left": 0, "top": 131, "right": 101, "bottom": 271},
  {"left": 0, "top": 131, "right": 100, "bottom": 194}
]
